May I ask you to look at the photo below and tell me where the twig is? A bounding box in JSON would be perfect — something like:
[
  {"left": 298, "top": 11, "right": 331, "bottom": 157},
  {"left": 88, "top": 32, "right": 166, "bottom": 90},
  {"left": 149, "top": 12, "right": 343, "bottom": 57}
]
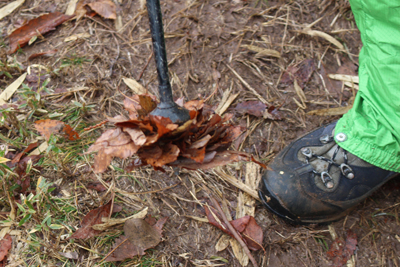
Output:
[
  {"left": 204, "top": 82, "right": 218, "bottom": 102},
  {"left": 128, "top": 182, "right": 180, "bottom": 195},
  {"left": 210, "top": 197, "right": 259, "bottom": 267},
  {"left": 100, "top": 238, "right": 128, "bottom": 262},
  {"left": 137, "top": 52, "right": 153, "bottom": 80},
  {"left": 83, "top": 120, "right": 108, "bottom": 132},
  {"left": 225, "top": 64, "right": 270, "bottom": 106}
]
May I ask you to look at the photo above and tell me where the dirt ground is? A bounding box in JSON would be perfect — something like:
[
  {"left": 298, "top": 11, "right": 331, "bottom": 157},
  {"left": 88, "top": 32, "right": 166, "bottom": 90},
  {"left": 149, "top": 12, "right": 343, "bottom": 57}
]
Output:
[{"left": 1, "top": 0, "right": 400, "bottom": 266}]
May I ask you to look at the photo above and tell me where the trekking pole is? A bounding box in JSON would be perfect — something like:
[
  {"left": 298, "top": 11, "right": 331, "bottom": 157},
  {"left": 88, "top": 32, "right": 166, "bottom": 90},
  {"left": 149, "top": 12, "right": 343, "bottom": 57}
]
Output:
[{"left": 146, "top": 0, "right": 190, "bottom": 124}]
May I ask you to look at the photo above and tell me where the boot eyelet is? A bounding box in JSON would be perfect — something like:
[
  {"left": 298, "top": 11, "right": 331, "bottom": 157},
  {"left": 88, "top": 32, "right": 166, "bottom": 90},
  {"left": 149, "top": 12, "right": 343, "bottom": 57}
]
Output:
[
  {"left": 321, "top": 171, "right": 334, "bottom": 189},
  {"left": 301, "top": 147, "right": 313, "bottom": 158},
  {"left": 319, "top": 134, "right": 332, "bottom": 144},
  {"left": 340, "top": 163, "right": 354, "bottom": 179}
]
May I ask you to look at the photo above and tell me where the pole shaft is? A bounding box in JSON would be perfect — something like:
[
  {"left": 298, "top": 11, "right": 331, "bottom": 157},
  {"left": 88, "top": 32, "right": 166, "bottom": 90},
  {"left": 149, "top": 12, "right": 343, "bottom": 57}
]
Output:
[{"left": 146, "top": 0, "right": 173, "bottom": 103}]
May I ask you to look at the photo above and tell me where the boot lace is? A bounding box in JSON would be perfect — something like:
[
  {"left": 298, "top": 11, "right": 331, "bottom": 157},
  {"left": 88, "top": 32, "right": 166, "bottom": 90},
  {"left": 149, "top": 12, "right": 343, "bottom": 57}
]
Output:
[{"left": 300, "top": 134, "right": 354, "bottom": 189}]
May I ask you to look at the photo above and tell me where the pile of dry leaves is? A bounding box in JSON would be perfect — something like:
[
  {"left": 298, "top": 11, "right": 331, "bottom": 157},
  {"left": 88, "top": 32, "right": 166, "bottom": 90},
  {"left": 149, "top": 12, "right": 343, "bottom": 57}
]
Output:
[{"left": 87, "top": 94, "right": 265, "bottom": 173}]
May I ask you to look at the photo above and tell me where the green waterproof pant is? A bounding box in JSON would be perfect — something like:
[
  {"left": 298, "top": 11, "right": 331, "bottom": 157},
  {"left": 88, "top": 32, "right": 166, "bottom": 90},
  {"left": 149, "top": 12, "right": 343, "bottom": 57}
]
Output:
[{"left": 335, "top": 0, "right": 400, "bottom": 172}]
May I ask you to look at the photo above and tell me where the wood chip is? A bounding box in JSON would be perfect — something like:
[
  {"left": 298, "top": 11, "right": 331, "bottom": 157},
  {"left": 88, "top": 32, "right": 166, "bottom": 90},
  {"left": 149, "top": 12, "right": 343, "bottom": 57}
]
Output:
[
  {"left": 241, "top": 44, "right": 281, "bottom": 58},
  {"left": 344, "top": 82, "right": 359, "bottom": 90},
  {"left": 230, "top": 238, "right": 249, "bottom": 266},
  {"left": 293, "top": 79, "right": 306, "bottom": 109},
  {"left": 215, "top": 88, "right": 240, "bottom": 116},
  {"left": 307, "top": 105, "right": 352, "bottom": 116},
  {"left": 64, "top": 32, "right": 91, "bottom": 42},
  {"left": 65, "top": 0, "right": 78, "bottom": 15},
  {"left": 300, "top": 27, "right": 344, "bottom": 50},
  {"left": 328, "top": 74, "right": 359, "bottom": 84},
  {"left": 0, "top": 0, "right": 24, "bottom": 21},
  {"left": 29, "top": 141, "right": 49, "bottom": 156},
  {"left": 92, "top": 208, "right": 148, "bottom": 231},
  {"left": 122, "top": 77, "right": 148, "bottom": 95},
  {"left": 215, "top": 235, "right": 230, "bottom": 252},
  {"left": 0, "top": 73, "right": 27, "bottom": 104}
]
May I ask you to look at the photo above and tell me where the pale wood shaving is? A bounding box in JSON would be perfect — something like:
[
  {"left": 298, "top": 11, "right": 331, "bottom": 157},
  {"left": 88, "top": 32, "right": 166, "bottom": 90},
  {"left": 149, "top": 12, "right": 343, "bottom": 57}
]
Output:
[
  {"left": 122, "top": 77, "right": 148, "bottom": 95},
  {"left": 0, "top": 73, "right": 27, "bottom": 104},
  {"left": 328, "top": 74, "right": 359, "bottom": 83},
  {"left": 0, "top": 0, "right": 24, "bottom": 21},
  {"left": 241, "top": 45, "right": 281, "bottom": 58}
]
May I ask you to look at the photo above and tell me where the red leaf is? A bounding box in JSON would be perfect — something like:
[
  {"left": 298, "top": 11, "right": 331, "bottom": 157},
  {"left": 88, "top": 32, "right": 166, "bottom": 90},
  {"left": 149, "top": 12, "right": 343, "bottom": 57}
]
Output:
[
  {"left": 242, "top": 216, "right": 263, "bottom": 251},
  {"left": 87, "top": 181, "right": 107, "bottom": 192},
  {"left": 280, "top": 59, "right": 315, "bottom": 88},
  {"left": 70, "top": 201, "right": 113, "bottom": 239},
  {"left": 34, "top": 119, "right": 79, "bottom": 141},
  {"left": 11, "top": 142, "right": 38, "bottom": 165},
  {"left": 8, "top": 12, "right": 73, "bottom": 54},
  {"left": 205, "top": 205, "right": 263, "bottom": 251},
  {"left": 235, "top": 101, "right": 267, "bottom": 117},
  {"left": 105, "top": 217, "right": 168, "bottom": 262},
  {"left": 89, "top": 94, "right": 265, "bottom": 173},
  {"left": 87, "top": 0, "right": 117, "bottom": 19},
  {"left": 327, "top": 230, "right": 358, "bottom": 267},
  {"left": 0, "top": 234, "right": 12, "bottom": 262},
  {"left": 149, "top": 143, "right": 180, "bottom": 168},
  {"left": 105, "top": 236, "right": 139, "bottom": 262},
  {"left": 62, "top": 124, "right": 80, "bottom": 141}
]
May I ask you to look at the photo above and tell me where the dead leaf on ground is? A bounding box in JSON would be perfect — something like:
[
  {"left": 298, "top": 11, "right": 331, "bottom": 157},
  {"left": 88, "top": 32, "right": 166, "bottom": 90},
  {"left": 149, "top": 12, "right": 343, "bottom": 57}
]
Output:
[
  {"left": 280, "top": 59, "right": 315, "bottom": 88},
  {"left": 105, "top": 217, "right": 168, "bottom": 262},
  {"left": 263, "top": 105, "right": 283, "bottom": 120},
  {"left": 87, "top": 94, "right": 265, "bottom": 173},
  {"left": 34, "top": 119, "right": 80, "bottom": 141},
  {"left": 75, "top": 0, "right": 116, "bottom": 20},
  {"left": 0, "top": 234, "right": 12, "bottom": 263},
  {"left": 327, "top": 230, "right": 358, "bottom": 267},
  {"left": 234, "top": 101, "right": 267, "bottom": 117},
  {"left": 28, "top": 50, "right": 58, "bottom": 61},
  {"left": 204, "top": 205, "right": 263, "bottom": 251},
  {"left": 6, "top": 146, "right": 42, "bottom": 194},
  {"left": 87, "top": 181, "right": 107, "bottom": 192},
  {"left": 69, "top": 201, "right": 115, "bottom": 239},
  {"left": 7, "top": 12, "right": 73, "bottom": 54}
]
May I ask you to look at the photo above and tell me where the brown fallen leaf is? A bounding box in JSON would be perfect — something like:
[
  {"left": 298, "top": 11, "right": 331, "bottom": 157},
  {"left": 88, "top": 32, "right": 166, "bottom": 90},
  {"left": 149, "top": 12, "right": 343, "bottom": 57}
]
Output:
[
  {"left": 34, "top": 119, "right": 80, "bottom": 141},
  {"left": 76, "top": 0, "right": 116, "bottom": 20},
  {"left": 327, "top": 230, "right": 357, "bottom": 267},
  {"left": 234, "top": 101, "right": 267, "bottom": 117},
  {"left": 70, "top": 201, "right": 113, "bottom": 239},
  {"left": 28, "top": 49, "right": 58, "bottom": 61},
  {"left": 8, "top": 12, "right": 73, "bottom": 54},
  {"left": 0, "top": 234, "right": 12, "bottom": 263},
  {"left": 88, "top": 94, "right": 265, "bottom": 173},
  {"left": 280, "top": 58, "right": 315, "bottom": 88},
  {"left": 11, "top": 142, "right": 38, "bottom": 165},
  {"left": 105, "top": 217, "right": 167, "bottom": 262},
  {"left": 205, "top": 205, "right": 263, "bottom": 251},
  {"left": 87, "top": 181, "right": 107, "bottom": 192},
  {"left": 7, "top": 146, "right": 42, "bottom": 194}
]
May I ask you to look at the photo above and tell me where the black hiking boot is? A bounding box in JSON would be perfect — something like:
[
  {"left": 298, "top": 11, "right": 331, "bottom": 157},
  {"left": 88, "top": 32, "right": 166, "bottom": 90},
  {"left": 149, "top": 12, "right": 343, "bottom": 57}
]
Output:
[{"left": 259, "top": 121, "right": 398, "bottom": 224}]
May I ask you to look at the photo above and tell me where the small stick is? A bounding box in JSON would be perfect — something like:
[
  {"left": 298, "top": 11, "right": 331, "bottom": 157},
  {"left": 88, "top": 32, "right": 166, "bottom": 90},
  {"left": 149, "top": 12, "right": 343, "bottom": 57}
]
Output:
[
  {"left": 210, "top": 197, "right": 259, "bottom": 267},
  {"left": 100, "top": 238, "right": 128, "bottom": 262},
  {"left": 225, "top": 64, "right": 270, "bottom": 106},
  {"left": 137, "top": 52, "right": 153, "bottom": 81}
]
